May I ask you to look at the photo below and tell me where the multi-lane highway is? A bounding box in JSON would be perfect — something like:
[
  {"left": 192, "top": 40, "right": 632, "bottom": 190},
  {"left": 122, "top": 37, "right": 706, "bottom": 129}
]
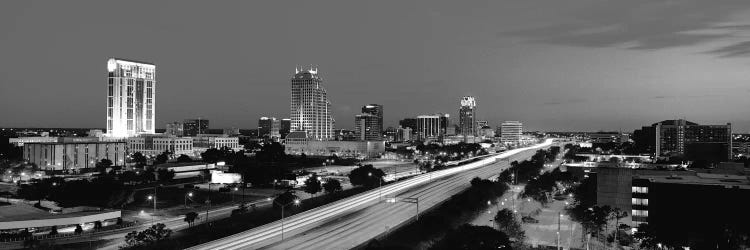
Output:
[{"left": 189, "top": 139, "right": 556, "bottom": 250}]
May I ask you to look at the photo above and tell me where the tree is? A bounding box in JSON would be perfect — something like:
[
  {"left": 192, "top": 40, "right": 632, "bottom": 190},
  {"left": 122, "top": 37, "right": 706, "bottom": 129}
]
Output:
[
  {"left": 201, "top": 148, "right": 223, "bottom": 164},
  {"left": 96, "top": 159, "right": 113, "bottom": 174},
  {"left": 431, "top": 224, "right": 511, "bottom": 250},
  {"left": 303, "top": 174, "right": 322, "bottom": 197},
  {"left": 256, "top": 142, "right": 286, "bottom": 162},
  {"left": 156, "top": 169, "right": 175, "bottom": 182},
  {"left": 122, "top": 223, "right": 172, "bottom": 249},
  {"left": 610, "top": 208, "right": 628, "bottom": 247},
  {"left": 48, "top": 226, "right": 58, "bottom": 236},
  {"left": 494, "top": 209, "right": 525, "bottom": 241},
  {"left": 176, "top": 154, "right": 192, "bottom": 163},
  {"left": 184, "top": 212, "right": 199, "bottom": 227},
  {"left": 94, "top": 220, "right": 103, "bottom": 230},
  {"left": 634, "top": 223, "right": 660, "bottom": 249},
  {"left": 323, "top": 178, "right": 343, "bottom": 193},
  {"left": 154, "top": 151, "right": 171, "bottom": 165},
  {"left": 74, "top": 225, "right": 83, "bottom": 234},
  {"left": 117, "top": 217, "right": 124, "bottom": 225},
  {"left": 130, "top": 152, "right": 147, "bottom": 167},
  {"left": 272, "top": 191, "right": 299, "bottom": 211},
  {"left": 348, "top": 165, "right": 385, "bottom": 188}
]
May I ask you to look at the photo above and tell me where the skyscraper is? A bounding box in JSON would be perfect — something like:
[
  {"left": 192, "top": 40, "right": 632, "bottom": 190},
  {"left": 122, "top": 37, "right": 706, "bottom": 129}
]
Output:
[
  {"left": 280, "top": 118, "right": 291, "bottom": 138},
  {"left": 183, "top": 119, "right": 209, "bottom": 136},
  {"left": 165, "top": 122, "right": 184, "bottom": 136},
  {"left": 258, "top": 117, "right": 281, "bottom": 138},
  {"left": 290, "top": 67, "right": 335, "bottom": 140},
  {"left": 106, "top": 58, "right": 155, "bottom": 137},
  {"left": 355, "top": 113, "right": 381, "bottom": 141},
  {"left": 417, "top": 115, "right": 441, "bottom": 141},
  {"left": 459, "top": 96, "right": 477, "bottom": 137},
  {"left": 361, "top": 104, "right": 383, "bottom": 137}
]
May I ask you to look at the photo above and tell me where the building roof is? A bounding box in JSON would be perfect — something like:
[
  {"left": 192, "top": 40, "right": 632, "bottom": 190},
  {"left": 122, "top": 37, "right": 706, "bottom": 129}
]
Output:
[
  {"left": 652, "top": 119, "right": 698, "bottom": 126},
  {"left": 25, "top": 141, "right": 125, "bottom": 146},
  {"left": 293, "top": 69, "right": 320, "bottom": 80},
  {"left": 640, "top": 172, "right": 750, "bottom": 189},
  {"left": 112, "top": 57, "right": 155, "bottom": 66},
  {"left": 286, "top": 131, "right": 308, "bottom": 139}
]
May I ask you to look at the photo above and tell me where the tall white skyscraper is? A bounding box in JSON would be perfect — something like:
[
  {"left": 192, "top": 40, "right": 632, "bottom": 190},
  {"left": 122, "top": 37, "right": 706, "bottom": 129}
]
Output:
[
  {"left": 106, "top": 58, "right": 155, "bottom": 137},
  {"left": 459, "top": 96, "right": 477, "bottom": 136},
  {"left": 290, "top": 66, "right": 335, "bottom": 140}
]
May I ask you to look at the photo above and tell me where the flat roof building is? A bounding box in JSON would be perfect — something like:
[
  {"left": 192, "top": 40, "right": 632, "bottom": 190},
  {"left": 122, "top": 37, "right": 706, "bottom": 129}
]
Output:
[
  {"left": 24, "top": 140, "right": 126, "bottom": 171},
  {"left": 501, "top": 121, "right": 523, "bottom": 144}
]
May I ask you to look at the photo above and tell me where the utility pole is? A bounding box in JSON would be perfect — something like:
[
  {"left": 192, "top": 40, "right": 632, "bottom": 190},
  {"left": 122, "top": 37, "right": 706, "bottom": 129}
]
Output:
[{"left": 557, "top": 212, "right": 561, "bottom": 250}]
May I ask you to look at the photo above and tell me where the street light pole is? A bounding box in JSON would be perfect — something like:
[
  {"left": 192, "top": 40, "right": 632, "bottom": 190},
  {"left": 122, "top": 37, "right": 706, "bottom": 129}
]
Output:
[
  {"left": 147, "top": 186, "right": 158, "bottom": 225},
  {"left": 557, "top": 212, "right": 561, "bottom": 250},
  {"left": 274, "top": 199, "right": 301, "bottom": 241},
  {"left": 185, "top": 192, "right": 193, "bottom": 208},
  {"left": 205, "top": 183, "right": 211, "bottom": 225}
]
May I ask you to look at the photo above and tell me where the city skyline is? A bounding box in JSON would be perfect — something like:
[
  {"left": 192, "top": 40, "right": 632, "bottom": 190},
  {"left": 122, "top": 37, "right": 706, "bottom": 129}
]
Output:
[{"left": 3, "top": 1, "right": 750, "bottom": 132}]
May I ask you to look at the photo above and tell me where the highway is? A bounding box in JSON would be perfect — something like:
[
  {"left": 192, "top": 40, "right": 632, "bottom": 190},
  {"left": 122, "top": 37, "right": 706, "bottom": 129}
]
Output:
[
  {"left": 0, "top": 198, "right": 274, "bottom": 250},
  {"left": 189, "top": 139, "right": 556, "bottom": 250}
]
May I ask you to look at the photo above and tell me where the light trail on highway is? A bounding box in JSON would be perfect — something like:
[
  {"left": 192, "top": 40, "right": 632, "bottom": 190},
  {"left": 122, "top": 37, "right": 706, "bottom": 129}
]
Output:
[{"left": 188, "top": 139, "right": 555, "bottom": 250}]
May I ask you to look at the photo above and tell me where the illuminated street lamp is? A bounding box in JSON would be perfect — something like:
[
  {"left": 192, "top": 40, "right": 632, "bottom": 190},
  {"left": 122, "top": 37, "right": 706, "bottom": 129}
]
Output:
[
  {"left": 274, "top": 198, "right": 301, "bottom": 240},
  {"left": 368, "top": 172, "right": 383, "bottom": 201},
  {"left": 147, "top": 194, "right": 156, "bottom": 225},
  {"left": 184, "top": 192, "right": 193, "bottom": 208}
]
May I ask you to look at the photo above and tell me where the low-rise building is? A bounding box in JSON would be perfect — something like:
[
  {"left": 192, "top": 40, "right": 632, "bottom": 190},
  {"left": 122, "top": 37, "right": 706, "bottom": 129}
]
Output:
[
  {"left": 24, "top": 140, "right": 126, "bottom": 171},
  {"left": 193, "top": 134, "right": 241, "bottom": 151},
  {"left": 284, "top": 131, "right": 385, "bottom": 158},
  {"left": 594, "top": 163, "right": 750, "bottom": 229},
  {"left": 126, "top": 136, "right": 194, "bottom": 157},
  {"left": 9, "top": 137, "right": 59, "bottom": 147}
]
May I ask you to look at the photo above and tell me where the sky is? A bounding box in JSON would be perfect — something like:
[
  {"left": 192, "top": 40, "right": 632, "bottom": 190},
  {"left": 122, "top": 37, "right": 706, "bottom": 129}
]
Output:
[{"left": 2, "top": 0, "right": 750, "bottom": 132}]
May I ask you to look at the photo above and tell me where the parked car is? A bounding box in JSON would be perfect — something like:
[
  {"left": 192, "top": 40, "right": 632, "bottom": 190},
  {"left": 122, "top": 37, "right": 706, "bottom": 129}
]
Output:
[{"left": 522, "top": 216, "right": 539, "bottom": 223}]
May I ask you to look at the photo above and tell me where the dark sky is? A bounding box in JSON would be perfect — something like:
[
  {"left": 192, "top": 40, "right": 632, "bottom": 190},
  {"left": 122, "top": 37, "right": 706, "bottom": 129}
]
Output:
[{"left": 3, "top": 1, "right": 750, "bottom": 132}]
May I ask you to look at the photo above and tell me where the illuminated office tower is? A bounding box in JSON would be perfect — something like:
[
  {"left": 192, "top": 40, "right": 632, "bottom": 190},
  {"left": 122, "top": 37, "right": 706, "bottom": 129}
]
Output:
[
  {"left": 459, "top": 96, "right": 477, "bottom": 136},
  {"left": 290, "top": 66, "right": 335, "bottom": 140},
  {"left": 361, "top": 104, "right": 384, "bottom": 137},
  {"left": 106, "top": 58, "right": 155, "bottom": 137}
]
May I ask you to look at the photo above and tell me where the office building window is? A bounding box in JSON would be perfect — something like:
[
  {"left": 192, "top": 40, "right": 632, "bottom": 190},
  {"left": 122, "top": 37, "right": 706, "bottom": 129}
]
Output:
[
  {"left": 632, "top": 198, "right": 649, "bottom": 206},
  {"left": 632, "top": 186, "right": 648, "bottom": 194}
]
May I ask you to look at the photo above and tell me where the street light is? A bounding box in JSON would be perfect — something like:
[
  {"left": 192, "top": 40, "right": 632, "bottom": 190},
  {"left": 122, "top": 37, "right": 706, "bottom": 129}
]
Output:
[
  {"left": 368, "top": 172, "right": 383, "bottom": 201},
  {"left": 147, "top": 194, "right": 156, "bottom": 225},
  {"left": 274, "top": 198, "right": 301, "bottom": 240},
  {"left": 184, "top": 192, "right": 193, "bottom": 208}
]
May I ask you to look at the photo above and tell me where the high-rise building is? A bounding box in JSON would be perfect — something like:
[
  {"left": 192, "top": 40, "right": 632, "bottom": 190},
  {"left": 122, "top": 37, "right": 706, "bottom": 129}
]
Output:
[
  {"left": 633, "top": 119, "right": 731, "bottom": 161},
  {"left": 165, "top": 122, "right": 184, "bottom": 136},
  {"left": 183, "top": 119, "right": 209, "bottom": 136},
  {"left": 361, "top": 104, "right": 383, "bottom": 137},
  {"left": 106, "top": 58, "right": 155, "bottom": 137},
  {"left": 290, "top": 67, "right": 335, "bottom": 140},
  {"left": 477, "top": 120, "right": 489, "bottom": 128},
  {"left": 501, "top": 121, "right": 523, "bottom": 144},
  {"left": 258, "top": 117, "right": 281, "bottom": 138},
  {"left": 417, "top": 115, "right": 441, "bottom": 141},
  {"left": 355, "top": 113, "right": 381, "bottom": 141},
  {"left": 459, "top": 96, "right": 477, "bottom": 136},
  {"left": 395, "top": 126, "right": 412, "bottom": 142},
  {"left": 399, "top": 118, "right": 417, "bottom": 131},
  {"left": 280, "top": 118, "right": 291, "bottom": 138}
]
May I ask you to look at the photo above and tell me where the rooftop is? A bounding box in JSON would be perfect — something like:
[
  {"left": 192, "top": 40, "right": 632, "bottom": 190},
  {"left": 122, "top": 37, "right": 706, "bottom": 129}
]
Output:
[{"left": 641, "top": 172, "right": 750, "bottom": 189}]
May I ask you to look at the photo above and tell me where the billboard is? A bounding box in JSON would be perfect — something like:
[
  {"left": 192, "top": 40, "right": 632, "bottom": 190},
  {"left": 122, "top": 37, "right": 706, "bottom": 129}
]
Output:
[{"left": 211, "top": 171, "right": 242, "bottom": 184}]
